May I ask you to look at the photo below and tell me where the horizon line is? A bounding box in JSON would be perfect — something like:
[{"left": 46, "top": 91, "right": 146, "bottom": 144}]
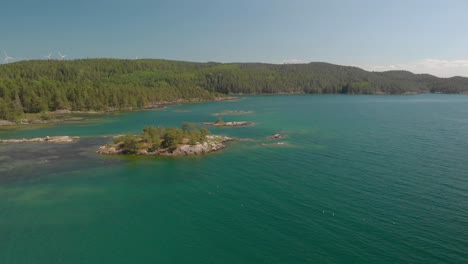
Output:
[{"left": 1, "top": 57, "right": 467, "bottom": 79}]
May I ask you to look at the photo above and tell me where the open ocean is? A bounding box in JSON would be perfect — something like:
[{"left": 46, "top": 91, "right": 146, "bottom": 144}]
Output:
[{"left": 0, "top": 94, "right": 467, "bottom": 263}]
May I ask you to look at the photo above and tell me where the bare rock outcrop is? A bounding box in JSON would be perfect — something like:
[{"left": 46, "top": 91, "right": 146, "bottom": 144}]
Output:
[
  {"left": 268, "top": 133, "right": 284, "bottom": 139},
  {"left": 203, "top": 121, "right": 253, "bottom": 127}
]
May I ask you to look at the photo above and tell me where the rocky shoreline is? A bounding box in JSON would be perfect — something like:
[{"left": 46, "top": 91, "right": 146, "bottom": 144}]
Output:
[
  {"left": 0, "top": 97, "right": 237, "bottom": 127},
  {"left": 0, "top": 116, "right": 90, "bottom": 127},
  {"left": 0, "top": 136, "right": 80, "bottom": 143},
  {"left": 97, "top": 135, "right": 235, "bottom": 156}
]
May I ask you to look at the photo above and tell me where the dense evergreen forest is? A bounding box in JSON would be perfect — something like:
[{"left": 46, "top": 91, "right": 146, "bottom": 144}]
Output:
[{"left": 1, "top": 58, "right": 468, "bottom": 121}]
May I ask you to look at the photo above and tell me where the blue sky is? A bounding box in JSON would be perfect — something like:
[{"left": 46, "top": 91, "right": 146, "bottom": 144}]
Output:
[{"left": 1, "top": 0, "right": 468, "bottom": 77}]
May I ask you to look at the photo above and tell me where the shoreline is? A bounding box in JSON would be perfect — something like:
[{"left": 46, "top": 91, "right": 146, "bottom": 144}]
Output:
[
  {"left": 226, "top": 92, "right": 468, "bottom": 96},
  {"left": 1, "top": 93, "right": 464, "bottom": 127},
  {"left": 0, "top": 96, "right": 238, "bottom": 127},
  {"left": 0, "top": 136, "right": 79, "bottom": 143}
]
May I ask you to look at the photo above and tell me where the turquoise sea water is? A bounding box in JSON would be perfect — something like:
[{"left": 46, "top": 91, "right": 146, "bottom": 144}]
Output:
[{"left": 0, "top": 95, "right": 467, "bottom": 263}]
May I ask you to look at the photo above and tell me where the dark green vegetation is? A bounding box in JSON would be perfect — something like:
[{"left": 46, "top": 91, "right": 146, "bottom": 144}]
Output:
[
  {"left": 1, "top": 59, "right": 468, "bottom": 121},
  {"left": 113, "top": 123, "right": 210, "bottom": 154}
]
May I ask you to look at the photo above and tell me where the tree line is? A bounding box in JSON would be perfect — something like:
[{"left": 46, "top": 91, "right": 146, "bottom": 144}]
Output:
[{"left": 1, "top": 59, "right": 468, "bottom": 121}]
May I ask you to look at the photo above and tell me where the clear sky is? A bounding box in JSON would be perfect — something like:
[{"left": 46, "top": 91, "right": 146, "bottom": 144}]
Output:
[{"left": 1, "top": 0, "right": 467, "bottom": 77}]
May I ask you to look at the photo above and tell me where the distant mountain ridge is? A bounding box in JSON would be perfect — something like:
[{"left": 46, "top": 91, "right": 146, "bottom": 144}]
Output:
[{"left": 0, "top": 59, "right": 467, "bottom": 120}]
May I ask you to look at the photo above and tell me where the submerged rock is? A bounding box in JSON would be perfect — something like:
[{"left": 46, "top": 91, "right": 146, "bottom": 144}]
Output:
[
  {"left": 260, "top": 141, "right": 289, "bottom": 147},
  {"left": 212, "top": 110, "right": 253, "bottom": 116}
]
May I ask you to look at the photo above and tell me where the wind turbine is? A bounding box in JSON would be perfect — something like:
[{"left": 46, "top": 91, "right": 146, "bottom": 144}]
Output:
[
  {"left": 3, "top": 51, "right": 14, "bottom": 63},
  {"left": 58, "top": 51, "right": 67, "bottom": 60},
  {"left": 44, "top": 53, "right": 52, "bottom": 60}
]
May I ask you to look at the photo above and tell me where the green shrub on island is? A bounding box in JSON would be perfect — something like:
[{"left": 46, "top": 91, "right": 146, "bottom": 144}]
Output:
[
  {"left": 199, "top": 127, "right": 210, "bottom": 138},
  {"left": 39, "top": 112, "right": 52, "bottom": 120},
  {"left": 142, "top": 126, "right": 161, "bottom": 151},
  {"left": 113, "top": 123, "right": 211, "bottom": 153},
  {"left": 161, "top": 127, "right": 184, "bottom": 151},
  {"left": 119, "top": 134, "right": 140, "bottom": 154}
]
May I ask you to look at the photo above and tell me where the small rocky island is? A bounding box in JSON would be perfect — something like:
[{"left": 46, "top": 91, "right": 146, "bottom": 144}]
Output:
[
  {"left": 203, "top": 116, "right": 254, "bottom": 127},
  {"left": 97, "top": 123, "right": 235, "bottom": 156},
  {"left": 268, "top": 133, "right": 284, "bottom": 139}
]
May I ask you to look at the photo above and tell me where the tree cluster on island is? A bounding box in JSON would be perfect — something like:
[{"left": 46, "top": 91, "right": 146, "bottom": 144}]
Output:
[
  {"left": 2, "top": 59, "right": 468, "bottom": 121},
  {"left": 113, "top": 123, "right": 211, "bottom": 154}
]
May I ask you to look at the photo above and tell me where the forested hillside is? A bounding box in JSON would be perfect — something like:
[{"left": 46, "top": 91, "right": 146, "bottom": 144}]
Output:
[{"left": 1, "top": 59, "right": 467, "bottom": 121}]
